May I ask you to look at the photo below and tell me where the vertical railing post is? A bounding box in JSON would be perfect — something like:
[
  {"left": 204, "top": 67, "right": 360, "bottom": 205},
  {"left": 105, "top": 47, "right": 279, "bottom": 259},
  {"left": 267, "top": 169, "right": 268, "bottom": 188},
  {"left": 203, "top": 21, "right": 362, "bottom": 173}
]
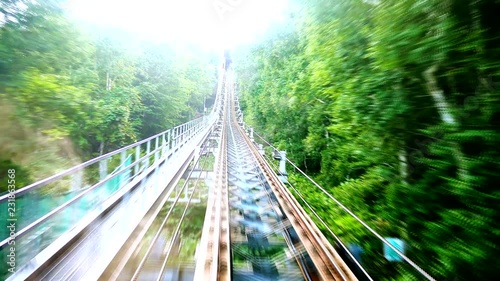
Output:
[
  {"left": 167, "top": 130, "right": 171, "bottom": 152},
  {"left": 179, "top": 125, "right": 183, "bottom": 145},
  {"left": 120, "top": 150, "right": 126, "bottom": 166},
  {"left": 162, "top": 133, "right": 167, "bottom": 158},
  {"left": 71, "top": 170, "right": 83, "bottom": 191},
  {"left": 146, "top": 140, "right": 151, "bottom": 167},
  {"left": 173, "top": 127, "right": 177, "bottom": 150},
  {"left": 184, "top": 123, "right": 188, "bottom": 142},
  {"left": 278, "top": 151, "right": 288, "bottom": 183},
  {"left": 155, "top": 136, "right": 159, "bottom": 163},
  {"left": 171, "top": 128, "right": 175, "bottom": 151},
  {"left": 181, "top": 124, "right": 185, "bottom": 144},
  {"left": 178, "top": 127, "right": 182, "bottom": 149},
  {"left": 120, "top": 150, "right": 127, "bottom": 185},
  {"left": 135, "top": 145, "right": 140, "bottom": 175}
]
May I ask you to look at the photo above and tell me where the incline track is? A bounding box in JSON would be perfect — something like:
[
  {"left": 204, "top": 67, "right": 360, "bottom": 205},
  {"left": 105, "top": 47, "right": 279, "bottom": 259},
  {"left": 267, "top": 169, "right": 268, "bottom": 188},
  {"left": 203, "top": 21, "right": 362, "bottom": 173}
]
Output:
[
  {"left": 227, "top": 114, "right": 308, "bottom": 280},
  {"left": 193, "top": 68, "right": 230, "bottom": 281},
  {"left": 225, "top": 68, "right": 357, "bottom": 280},
  {"left": 23, "top": 65, "right": 358, "bottom": 281},
  {"left": 196, "top": 66, "right": 358, "bottom": 280},
  {"left": 232, "top": 117, "right": 356, "bottom": 280}
]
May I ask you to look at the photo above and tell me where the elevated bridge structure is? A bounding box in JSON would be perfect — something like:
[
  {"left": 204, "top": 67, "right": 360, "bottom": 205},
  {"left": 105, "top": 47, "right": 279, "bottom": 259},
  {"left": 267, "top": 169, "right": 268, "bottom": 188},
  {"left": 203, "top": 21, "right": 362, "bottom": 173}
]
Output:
[{"left": 0, "top": 65, "right": 434, "bottom": 281}]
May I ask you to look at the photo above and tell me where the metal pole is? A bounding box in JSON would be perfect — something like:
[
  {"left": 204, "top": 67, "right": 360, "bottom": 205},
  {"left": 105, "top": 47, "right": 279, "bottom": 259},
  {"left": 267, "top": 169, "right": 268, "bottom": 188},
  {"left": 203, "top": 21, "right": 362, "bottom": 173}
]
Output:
[
  {"left": 135, "top": 145, "right": 140, "bottom": 175},
  {"left": 146, "top": 140, "right": 151, "bottom": 167},
  {"left": 155, "top": 136, "right": 159, "bottom": 162},
  {"left": 99, "top": 159, "right": 107, "bottom": 180}
]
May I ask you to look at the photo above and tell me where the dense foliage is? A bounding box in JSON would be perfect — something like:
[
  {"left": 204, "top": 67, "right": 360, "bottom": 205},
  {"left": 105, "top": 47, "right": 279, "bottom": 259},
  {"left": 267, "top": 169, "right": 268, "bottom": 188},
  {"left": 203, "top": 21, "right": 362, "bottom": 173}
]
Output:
[
  {"left": 0, "top": 0, "right": 216, "bottom": 190},
  {"left": 235, "top": 0, "right": 500, "bottom": 280}
]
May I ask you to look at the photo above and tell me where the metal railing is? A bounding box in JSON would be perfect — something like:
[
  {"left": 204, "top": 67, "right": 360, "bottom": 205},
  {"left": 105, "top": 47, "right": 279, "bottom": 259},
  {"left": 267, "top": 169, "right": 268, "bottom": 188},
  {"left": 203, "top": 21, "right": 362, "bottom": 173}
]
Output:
[
  {"left": 252, "top": 130, "right": 437, "bottom": 281},
  {"left": 0, "top": 114, "right": 216, "bottom": 277}
]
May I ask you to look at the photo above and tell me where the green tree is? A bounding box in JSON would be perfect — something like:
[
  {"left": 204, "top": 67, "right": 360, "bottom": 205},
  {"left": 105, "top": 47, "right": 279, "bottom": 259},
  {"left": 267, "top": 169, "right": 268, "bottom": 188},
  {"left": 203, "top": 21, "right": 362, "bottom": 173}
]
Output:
[{"left": 235, "top": 0, "right": 500, "bottom": 279}]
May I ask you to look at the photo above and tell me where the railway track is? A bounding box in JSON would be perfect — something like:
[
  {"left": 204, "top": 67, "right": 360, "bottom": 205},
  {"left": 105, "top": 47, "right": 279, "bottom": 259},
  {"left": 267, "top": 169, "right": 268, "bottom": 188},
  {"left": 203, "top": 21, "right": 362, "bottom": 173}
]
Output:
[
  {"left": 193, "top": 70, "right": 231, "bottom": 281},
  {"left": 37, "top": 65, "right": 356, "bottom": 281},
  {"left": 99, "top": 132, "right": 217, "bottom": 281},
  {"left": 13, "top": 65, "right": 359, "bottom": 281},
  {"left": 194, "top": 67, "right": 357, "bottom": 280}
]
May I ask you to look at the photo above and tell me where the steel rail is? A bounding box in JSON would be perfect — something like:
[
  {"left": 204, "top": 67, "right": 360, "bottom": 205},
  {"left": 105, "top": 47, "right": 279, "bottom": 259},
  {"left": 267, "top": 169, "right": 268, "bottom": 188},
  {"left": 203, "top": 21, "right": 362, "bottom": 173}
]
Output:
[
  {"left": 0, "top": 116, "right": 210, "bottom": 202},
  {"left": 193, "top": 69, "right": 230, "bottom": 281},
  {"left": 235, "top": 121, "right": 357, "bottom": 280},
  {"left": 261, "top": 152, "right": 373, "bottom": 281},
  {"left": 226, "top": 112, "right": 313, "bottom": 281},
  {"left": 217, "top": 71, "right": 231, "bottom": 281},
  {"left": 228, "top": 69, "right": 348, "bottom": 280},
  {"left": 130, "top": 145, "right": 209, "bottom": 281}
]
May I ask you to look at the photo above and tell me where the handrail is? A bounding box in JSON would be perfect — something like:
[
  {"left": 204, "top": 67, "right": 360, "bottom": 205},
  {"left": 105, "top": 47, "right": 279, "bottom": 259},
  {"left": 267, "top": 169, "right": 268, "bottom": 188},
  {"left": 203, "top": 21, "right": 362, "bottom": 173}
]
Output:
[
  {"left": 0, "top": 116, "right": 213, "bottom": 251},
  {"left": 253, "top": 131, "right": 436, "bottom": 281},
  {"left": 0, "top": 116, "right": 208, "bottom": 202}
]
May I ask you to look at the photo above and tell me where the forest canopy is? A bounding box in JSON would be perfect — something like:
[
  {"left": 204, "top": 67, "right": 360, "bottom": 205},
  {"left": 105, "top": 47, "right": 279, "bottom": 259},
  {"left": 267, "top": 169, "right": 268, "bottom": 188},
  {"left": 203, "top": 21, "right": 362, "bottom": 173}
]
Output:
[
  {"left": 0, "top": 0, "right": 218, "bottom": 188},
  {"left": 234, "top": 0, "right": 500, "bottom": 280}
]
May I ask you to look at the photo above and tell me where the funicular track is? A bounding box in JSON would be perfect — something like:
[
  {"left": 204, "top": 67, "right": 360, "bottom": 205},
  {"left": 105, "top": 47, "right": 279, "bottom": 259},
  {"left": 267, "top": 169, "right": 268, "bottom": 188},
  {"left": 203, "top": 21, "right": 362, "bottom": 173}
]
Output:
[
  {"left": 194, "top": 66, "right": 358, "bottom": 280},
  {"left": 193, "top": 69, "right": 230, "bottom": 281},
  {"left": 230, "top": 115, "right": 357, "bottom": 281},
  {"left": 97, "top": 67, "right": 228, "bottom": 281},
  {"left": 226, "top": 72, "right": 356, "bottom": 280},
  {"left": 5, "top": 64, "right": 359, "bottom": 281}
]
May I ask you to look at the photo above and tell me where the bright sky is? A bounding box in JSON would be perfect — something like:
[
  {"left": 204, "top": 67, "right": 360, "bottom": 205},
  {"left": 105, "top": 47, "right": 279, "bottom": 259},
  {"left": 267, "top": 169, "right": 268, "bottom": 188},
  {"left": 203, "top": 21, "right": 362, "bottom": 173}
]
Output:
[{"left": 65, "top": 0, "right": 289, "bottom": 51}]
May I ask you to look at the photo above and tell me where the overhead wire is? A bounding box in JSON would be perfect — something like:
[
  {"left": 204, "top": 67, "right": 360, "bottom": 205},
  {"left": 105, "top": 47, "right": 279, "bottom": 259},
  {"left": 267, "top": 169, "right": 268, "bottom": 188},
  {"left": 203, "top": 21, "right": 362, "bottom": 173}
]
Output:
[
  {"left": 260, "top": 151, "right": 373, "bottom": 281},
  {"left": 253, "top": 131, "right": 436, "bottom": 281}
]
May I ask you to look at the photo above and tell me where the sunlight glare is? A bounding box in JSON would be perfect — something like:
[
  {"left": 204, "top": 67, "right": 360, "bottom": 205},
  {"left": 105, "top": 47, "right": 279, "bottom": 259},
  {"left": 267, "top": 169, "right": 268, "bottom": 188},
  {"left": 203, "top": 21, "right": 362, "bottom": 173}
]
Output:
[{"left": 66, "top": 0, "right": 289, "bottom": 50}]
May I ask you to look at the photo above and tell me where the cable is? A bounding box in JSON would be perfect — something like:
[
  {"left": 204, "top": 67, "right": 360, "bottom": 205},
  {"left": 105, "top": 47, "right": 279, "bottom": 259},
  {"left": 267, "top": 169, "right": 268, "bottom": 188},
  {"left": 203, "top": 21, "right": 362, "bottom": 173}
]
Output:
[
  {"left": 253, "top": 131, "right": 436, "bottom": 281},
  {"left": 131, "top": 137, "right": 212, "bottom": 280},
  {"left": 262, "top": 153, "right": 373, "bottom": 281}
]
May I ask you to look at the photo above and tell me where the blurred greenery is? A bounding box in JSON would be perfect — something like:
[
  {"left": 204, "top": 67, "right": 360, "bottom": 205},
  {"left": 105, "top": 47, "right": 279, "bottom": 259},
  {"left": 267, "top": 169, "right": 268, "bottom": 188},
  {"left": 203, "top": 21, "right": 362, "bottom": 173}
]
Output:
[
  {"left": 235, "top": 0, "right": 500, "bottom": 280},
  {"left": 1, "top": 0, "right": 499, "bottom": 280},
  {"left": 0, "top": 0, "right": 217, "bottom": 192},
  {"left": 0, "top": 2, "right": 217, "bottom": 276}
]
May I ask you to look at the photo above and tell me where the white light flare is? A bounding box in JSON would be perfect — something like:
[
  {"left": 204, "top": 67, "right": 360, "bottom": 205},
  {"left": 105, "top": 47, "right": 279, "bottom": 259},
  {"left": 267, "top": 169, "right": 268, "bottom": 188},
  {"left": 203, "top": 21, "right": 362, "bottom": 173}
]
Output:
[{"left": 65, "top": 0, "right": 289, "bottom": 51}]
